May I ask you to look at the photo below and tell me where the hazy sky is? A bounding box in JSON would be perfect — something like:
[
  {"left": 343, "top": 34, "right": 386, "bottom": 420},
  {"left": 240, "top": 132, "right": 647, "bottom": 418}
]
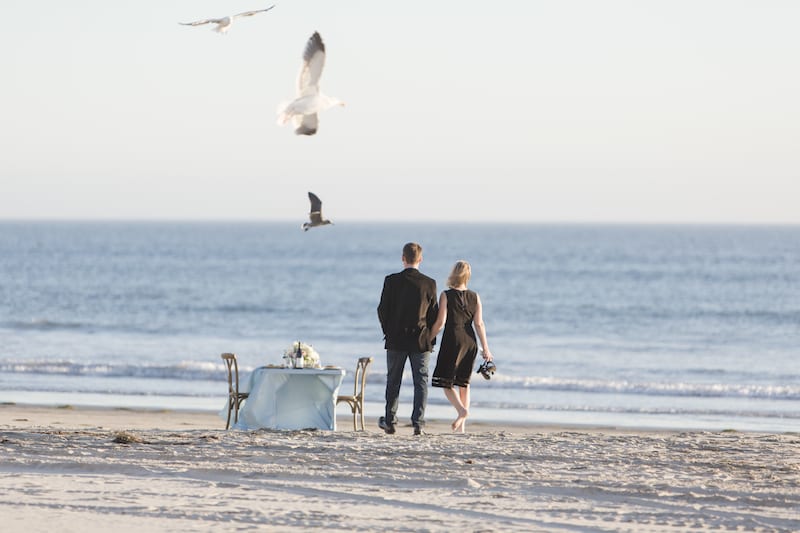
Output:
[{"left": 2, "top": 1, "right": 799, "bottom": 223}]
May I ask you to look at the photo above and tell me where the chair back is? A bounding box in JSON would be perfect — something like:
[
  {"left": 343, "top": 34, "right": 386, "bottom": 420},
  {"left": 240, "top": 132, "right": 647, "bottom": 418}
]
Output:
[
  {"left": 336, "top": 356, "right": 374, "bottom": 431},
  {"left": 351, "top": 356, "right": 374, "bottom": 399},
  {"left": 221, "top": 352, "right": 240, "bottom": 397},
  {"left": 221, "top": 352, "right": 249, "bottom": 429}
]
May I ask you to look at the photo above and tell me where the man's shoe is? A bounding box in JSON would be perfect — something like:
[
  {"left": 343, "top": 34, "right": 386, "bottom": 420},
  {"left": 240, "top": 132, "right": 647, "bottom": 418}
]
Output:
[
  {"left": 413, "top": 426, "right": 425, "bottom": 436},
  {"left": 378, "top": 416, "right": 396, "bottom": 434}
]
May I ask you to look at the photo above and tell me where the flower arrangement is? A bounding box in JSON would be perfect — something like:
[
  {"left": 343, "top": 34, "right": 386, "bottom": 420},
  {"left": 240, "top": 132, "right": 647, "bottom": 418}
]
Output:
[{"left": 284, "top": 341, "right": 321, "bottom": 368}]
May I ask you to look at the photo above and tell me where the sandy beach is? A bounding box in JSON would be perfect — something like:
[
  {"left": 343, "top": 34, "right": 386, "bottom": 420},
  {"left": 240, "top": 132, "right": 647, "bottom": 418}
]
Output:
[{"left": 1, "top": 403, "right": 798, "bottom": 532}]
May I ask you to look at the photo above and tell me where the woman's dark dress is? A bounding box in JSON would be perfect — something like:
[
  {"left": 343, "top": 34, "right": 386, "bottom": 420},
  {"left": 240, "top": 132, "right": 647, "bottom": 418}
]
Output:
[{"left": 432, "top": 289, "right": 479, "bottom": 389}]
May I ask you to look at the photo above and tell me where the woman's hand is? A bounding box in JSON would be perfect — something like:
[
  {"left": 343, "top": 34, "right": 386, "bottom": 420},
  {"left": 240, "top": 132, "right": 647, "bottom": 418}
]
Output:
[{"left": 481, "top": 349, "right": 493, "bottom": 361}]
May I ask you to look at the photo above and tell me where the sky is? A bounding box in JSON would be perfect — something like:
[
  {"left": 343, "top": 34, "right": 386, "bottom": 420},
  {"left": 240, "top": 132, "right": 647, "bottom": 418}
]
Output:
[{"left": 1, "top": 1, "right": 799, "bottom": 223}]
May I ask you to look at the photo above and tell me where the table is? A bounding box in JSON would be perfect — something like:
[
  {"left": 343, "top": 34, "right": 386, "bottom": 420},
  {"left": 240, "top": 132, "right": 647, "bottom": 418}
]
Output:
[{"left": 233, "top": 367, "right": 346, "bottom": 431}]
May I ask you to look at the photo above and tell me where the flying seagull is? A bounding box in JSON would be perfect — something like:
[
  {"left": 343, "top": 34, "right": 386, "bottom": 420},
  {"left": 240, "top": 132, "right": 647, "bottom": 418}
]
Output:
[
  {"left": 277, "top": 32, "right": 345, "bottom": 136},
  {"left": 179, "top": 5, "right": 275, "bottom": 33},
  {"left": 302, "top": 192, "right": 332, "bottom": 231}
]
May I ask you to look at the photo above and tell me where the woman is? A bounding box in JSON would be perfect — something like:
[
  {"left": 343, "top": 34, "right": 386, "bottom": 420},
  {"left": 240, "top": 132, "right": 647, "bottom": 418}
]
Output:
[{"left": 430, "top": 260, "right": 493, "bottom": 433}]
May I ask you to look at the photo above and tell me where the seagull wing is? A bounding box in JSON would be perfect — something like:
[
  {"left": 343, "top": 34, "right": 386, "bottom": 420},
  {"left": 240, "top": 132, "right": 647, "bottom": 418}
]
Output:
[
  {"left": 296, "top": 32, "right": 326, "bottom": 95},
  {"left": 234, "top": 5, "right": 275, "bottom": 18},
  {"left": 308, "top": 192, "right": 323, "bottom": 215},
  {"left": 179, "top": 18, "right": 224, "bottom": 26}
]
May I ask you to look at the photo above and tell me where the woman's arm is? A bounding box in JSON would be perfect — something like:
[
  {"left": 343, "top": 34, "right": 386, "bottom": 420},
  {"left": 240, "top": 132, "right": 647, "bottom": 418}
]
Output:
[
  {"left": 473, "top": 293, "right": 492, "bottom": 360},
  {"left": 429, "top": 291, "right": 448, "bottom": 341}
]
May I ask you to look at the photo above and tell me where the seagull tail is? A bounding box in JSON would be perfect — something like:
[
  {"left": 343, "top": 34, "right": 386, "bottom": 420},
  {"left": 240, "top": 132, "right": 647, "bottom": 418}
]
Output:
[
  {"left": 277, "top": 113, "right": 292, "bottom": 126},
  {"left": 276, "top": 102, "right": 293, "bottom": 126}
]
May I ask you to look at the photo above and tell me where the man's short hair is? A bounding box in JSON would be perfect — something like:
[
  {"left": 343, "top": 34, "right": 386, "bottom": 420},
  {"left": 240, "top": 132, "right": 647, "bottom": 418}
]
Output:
[{"left": 402, "top": 242, "right": 422, "bottom": 264}]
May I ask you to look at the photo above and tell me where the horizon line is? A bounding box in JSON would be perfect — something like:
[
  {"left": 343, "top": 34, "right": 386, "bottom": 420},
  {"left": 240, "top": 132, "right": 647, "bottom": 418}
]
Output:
[{"left": 1, "top": 218, "right": 799, "bottom": 227}]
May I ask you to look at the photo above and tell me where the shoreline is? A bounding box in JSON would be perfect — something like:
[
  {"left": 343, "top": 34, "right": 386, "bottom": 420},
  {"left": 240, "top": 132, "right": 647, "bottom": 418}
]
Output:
[
  {"left": 1, "top": 402, "right": 623, "bottom": 435},
  {"left": 1, "top": 398, "right": 796, "bottom": 435},
  {"left": 2, "top": 403, "right": 799, "bottom": 531}
]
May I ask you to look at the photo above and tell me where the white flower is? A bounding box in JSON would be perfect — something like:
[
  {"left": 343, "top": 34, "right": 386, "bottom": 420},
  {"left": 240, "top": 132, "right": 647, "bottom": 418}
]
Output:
[{"left": 284, "top": 341, "right": 321, "bottom": 368}]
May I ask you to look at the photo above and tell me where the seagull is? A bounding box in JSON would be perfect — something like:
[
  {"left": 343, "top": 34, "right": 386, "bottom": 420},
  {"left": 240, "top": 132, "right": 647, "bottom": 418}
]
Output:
[
  {"left": 277, "top": 32, "right": 345, "bottom": 136},
  {"left": 302, "top": 192, "right": 332, "bottom": 231},
  {"left": 179, "top": 5, "right": 275, "bottom": 34}
]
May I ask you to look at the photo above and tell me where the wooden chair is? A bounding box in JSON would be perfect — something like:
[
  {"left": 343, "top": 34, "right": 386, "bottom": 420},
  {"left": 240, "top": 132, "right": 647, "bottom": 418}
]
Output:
[
  {"left": 221, "top": 352, "right": 249, "bottom": 430},
  {"left": 336, "top": 356, "right": 374, "bottom": 431}
]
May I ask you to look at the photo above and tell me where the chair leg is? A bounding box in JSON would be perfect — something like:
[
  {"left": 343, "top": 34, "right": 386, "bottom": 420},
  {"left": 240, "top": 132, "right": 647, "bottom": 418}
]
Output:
[
  {"left": 225, "top": 398, "right": 232, "bottom": 430},
  {"left": 358, "top": 401, "right": 366, "bottom": 431}
]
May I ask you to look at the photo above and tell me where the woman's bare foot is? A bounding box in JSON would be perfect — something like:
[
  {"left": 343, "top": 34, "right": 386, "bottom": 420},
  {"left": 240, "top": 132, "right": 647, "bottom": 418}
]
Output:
[{"left": 452, "top": 407, "right": 468, "bottom": 433}]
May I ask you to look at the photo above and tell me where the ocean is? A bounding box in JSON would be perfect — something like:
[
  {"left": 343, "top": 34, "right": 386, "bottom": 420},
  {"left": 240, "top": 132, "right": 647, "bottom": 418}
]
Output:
[{"left": 1, "top": 221, "right": 798, "bottom": 433}]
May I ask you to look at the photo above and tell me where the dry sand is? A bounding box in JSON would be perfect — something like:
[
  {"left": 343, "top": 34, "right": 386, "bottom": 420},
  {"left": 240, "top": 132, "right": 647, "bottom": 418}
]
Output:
[{"left": 1, "top": 403, "right": 798, "bottom": 532}]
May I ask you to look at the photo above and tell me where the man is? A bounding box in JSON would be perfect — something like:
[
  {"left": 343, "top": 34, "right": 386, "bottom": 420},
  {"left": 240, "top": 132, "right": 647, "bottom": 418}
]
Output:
[{"left": 377, "top": 242, "right": 439, "bottom": 436}]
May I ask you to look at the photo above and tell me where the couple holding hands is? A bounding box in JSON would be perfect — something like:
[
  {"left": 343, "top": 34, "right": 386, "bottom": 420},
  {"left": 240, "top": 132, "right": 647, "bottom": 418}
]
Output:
[{"left": 377, "top": 242, "right": 494, "bottom": 435}]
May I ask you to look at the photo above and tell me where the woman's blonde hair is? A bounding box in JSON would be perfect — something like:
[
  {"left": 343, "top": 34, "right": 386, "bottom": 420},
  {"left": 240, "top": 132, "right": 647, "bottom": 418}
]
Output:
[{"left": 447, "top": 260, "right": 471, "bottom": 288}]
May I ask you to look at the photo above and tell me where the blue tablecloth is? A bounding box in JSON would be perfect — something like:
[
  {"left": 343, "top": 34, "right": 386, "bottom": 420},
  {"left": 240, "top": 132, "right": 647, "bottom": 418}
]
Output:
[{"left": 233, "top": 367, "right": 345, "bottom": 430}]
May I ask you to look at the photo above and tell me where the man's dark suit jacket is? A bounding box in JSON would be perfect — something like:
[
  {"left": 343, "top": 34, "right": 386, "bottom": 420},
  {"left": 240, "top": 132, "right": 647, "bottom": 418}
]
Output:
[{"left": 378, "top": 267, "right": 439, "bottom": 353}]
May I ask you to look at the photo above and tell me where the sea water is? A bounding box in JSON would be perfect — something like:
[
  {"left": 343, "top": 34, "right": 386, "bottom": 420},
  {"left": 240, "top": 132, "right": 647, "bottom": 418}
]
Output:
[{"left": 1, "top": 221, "right": 798, "bottom": 432}]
